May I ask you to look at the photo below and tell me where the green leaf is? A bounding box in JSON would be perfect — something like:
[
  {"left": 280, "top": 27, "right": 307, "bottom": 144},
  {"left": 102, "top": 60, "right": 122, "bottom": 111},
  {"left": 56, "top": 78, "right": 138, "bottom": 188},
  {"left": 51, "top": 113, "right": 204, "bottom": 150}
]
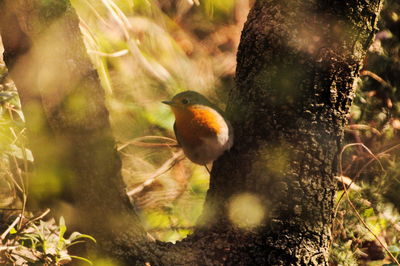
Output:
[
  {"left": 65, "top": 240, "right": 86, "bottom": 247},
  {"left": 59, "top": 216, "right": 67, "bottom": 237},
  {"left": 70, "top": 255, "right": 93, "bottom": 265},
  {"left": 57, "top": 216, "right": 67, "bottom": 252},
  {"left": 68, "top": 232, "right": 96, "bottom": 244},
  {"left": 362, "top": 207, "right": 374, "bottom": 217},
  {"left": 389, "top": 245, "right": 400, "bottom": 254}
]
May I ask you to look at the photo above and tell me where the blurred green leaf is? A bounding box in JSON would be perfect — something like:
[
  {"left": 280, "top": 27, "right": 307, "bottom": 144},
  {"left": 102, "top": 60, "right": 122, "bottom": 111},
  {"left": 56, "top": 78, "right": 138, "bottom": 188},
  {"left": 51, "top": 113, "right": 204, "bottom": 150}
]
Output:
[
  {"left": 389, "top": 245, "right": 400, "bottom": 254},
  {"left": 7, "top": 144, "right": 34, "bottom": 162},
  {"left": 0, "top": 92, "right": 16, "bottom": 103},
  {"left": 363, "top": 207, "right": 375, "bottom": 217},
  {"left": 67, "top": 231, "right": 97, "bottom": 245},
  {"left": 70, "top": 255, "right": 94, "bottom": 265}
]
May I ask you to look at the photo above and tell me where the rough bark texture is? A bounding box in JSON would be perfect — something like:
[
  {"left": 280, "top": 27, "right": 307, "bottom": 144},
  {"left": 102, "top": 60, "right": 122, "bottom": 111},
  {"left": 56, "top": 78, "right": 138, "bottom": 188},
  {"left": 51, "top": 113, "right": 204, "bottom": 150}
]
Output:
[
  {"left": 0, "top": 0, "right": 384, "bottom": 265},
  {"left": 197, "top": 0, "right": 384, "bottom": 264}
]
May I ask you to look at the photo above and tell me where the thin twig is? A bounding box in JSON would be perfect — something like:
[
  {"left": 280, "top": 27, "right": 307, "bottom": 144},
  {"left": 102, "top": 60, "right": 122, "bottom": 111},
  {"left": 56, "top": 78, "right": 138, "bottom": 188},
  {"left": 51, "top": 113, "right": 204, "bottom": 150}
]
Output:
[
  {"left": 127, "top": 150, "right": 185, "bottom": 197},
  {"left": 7, "top": 172, "right": 23, "bottom": 193},
  {"left": 338, "top": 143, "right": 384, "bottom": 175},
  {"left": 333, "top": 175, "right": 361, "bottom": 191},
  {"left": 360, "top": 70, "right": 391, "bottom": 88},
  {"left": 101, "top": 0, "right": 171, "bottom": 82},
  {"left": 25, "top": 209, "right": 50, "bottom": 227},
  {"left": 1, "top": 215, "right": 21, "bottom": 240},
  {"left": 82, "top": 0, "right": 112, "bottom": 27},
  {"left": 8, "top": 121, "right": 29, "bottom": 230},
  {"left": 346, "top": 124, "right": 381, "bottom": 136},
  {"left": 9, "top": 152, "right": 26, "bottom": 230},
  {"left": 87, "top": 49, "right": 129, "bottom": 57},
  {"left": 335, "top": 143, "right": 400, "bottom": 212},
  {"left": 353, "top": 143, "right": 400, "bottom": 184},
  {"left": 335, "top": 142, "right": 400, "bottom": 265},
  {"left": 335, "top": 143, "right": 384, "bottom": 213},
  {"left": 118, "top": 136, "right": 178, "bottom": 151},
  {"left": 340, "top": 175, "right": 400, "bottom": 265},
  {"left": 5, "top": 209, "right": 50, "bottom": 242}
]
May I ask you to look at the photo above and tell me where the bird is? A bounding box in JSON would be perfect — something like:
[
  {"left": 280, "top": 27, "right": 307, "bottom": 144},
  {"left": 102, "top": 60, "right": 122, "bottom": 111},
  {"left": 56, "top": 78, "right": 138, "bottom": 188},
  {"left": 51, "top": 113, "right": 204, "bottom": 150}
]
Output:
[{"left": 162, "top": 91, "right": 233, "bottom": 167}]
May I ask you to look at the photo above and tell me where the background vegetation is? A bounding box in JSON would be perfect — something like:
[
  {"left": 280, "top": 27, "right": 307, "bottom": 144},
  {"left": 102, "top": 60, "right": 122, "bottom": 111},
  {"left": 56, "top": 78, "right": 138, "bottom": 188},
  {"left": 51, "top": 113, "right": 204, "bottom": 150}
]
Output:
[{"left": 0, "top": 0, "right": 399, "bottom": 265}]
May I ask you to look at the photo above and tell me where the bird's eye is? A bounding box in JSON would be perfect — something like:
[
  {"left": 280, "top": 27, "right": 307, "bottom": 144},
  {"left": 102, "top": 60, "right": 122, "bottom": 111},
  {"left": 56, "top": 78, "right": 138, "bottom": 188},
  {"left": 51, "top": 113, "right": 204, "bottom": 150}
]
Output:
[{"left": 181, "top": 98, "right": 189, "bottom": 104}]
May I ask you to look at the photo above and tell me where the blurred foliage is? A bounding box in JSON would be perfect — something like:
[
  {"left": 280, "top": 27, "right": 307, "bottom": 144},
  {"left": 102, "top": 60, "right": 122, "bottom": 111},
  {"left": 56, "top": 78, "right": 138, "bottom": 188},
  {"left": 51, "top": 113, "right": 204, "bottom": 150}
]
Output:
[
  {"left": 1, "top": 0, "right": 247, "bottom": 247},
  {"left": 0, "top": 213, "right": 95, "bottom": 265},
  {"left": 331, "top": 0, "right": 400, "bottom": 265},
  {"left": 0, "top": 50, "right": 27, "bottom": 232},
  {"left": 68, "top": 0, "right": 247, "bottom": 243},
  {"left": 1, "top": 0, "right": 400, "bottom": 265},
  {"left": 0, "top": 52, "right": 94, "bottom": 265}
]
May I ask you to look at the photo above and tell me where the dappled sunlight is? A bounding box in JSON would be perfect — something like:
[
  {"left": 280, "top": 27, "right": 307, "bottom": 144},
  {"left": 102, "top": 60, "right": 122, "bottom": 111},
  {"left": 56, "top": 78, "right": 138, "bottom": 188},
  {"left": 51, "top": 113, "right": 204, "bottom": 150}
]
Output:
[
  {"left": 68, "top": 0, "right": 247, "bottom": 242},
  {"left": 228, "top": 193, "right": 265, "bottom": 229},
  {"left": 1, "top": 0, "right": 399, "bottom": 264},
  {"left": 284, "top": 9, "right": 355, "bottom": 59},
  {"left": 262, "top": 145, "right": 289, "bottom": 177},
  {"left": 249, "top": 144, "right": 290, "bottom": 188}
]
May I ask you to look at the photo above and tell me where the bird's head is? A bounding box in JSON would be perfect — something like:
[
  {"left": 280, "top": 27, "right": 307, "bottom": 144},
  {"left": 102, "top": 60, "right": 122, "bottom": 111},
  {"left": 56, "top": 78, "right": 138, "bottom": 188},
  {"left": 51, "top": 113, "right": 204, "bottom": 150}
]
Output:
[{"left": 162, "top": 90, "right": 213, "bottom": 110}]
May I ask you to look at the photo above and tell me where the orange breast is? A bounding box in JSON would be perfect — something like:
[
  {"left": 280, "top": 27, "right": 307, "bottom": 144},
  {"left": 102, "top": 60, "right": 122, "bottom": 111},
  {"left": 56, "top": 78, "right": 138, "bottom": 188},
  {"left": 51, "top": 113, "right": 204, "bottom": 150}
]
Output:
[{"left": 172, "top": 105, "right": 222, "bottom": 146}]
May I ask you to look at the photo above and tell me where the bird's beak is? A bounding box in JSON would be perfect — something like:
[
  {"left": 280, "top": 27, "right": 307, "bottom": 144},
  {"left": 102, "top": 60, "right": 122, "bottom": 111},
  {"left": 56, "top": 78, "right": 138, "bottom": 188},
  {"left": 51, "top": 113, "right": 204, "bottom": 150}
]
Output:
[{"left": 162, "top": 100, "right": 173, "bottom": 105}]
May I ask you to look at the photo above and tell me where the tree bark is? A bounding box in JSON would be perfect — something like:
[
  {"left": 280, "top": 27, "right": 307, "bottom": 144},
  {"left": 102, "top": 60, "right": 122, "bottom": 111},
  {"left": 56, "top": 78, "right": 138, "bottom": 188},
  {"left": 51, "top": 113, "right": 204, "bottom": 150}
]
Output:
[
  {"left": 0, "top": 0, "right": 384, "bottom": 265},
  {"left": 196, "top": 0, "right": 384, "bottom": 264}
]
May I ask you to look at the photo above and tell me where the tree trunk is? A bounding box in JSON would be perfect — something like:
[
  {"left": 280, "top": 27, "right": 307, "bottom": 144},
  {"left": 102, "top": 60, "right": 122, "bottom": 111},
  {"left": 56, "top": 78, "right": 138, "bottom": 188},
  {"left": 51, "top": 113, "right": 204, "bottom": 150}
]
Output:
[
  {"left": 0, "top": 0, "right": 384, "bottom": 265},
  {"left": 196, "top": 0, "right": 384, "bottom": 264}
]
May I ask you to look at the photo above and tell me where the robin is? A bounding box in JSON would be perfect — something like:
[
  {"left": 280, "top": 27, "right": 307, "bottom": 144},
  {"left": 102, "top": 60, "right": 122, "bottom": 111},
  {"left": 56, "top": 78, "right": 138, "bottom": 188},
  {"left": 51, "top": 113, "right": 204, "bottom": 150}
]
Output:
[{"left": 162, "top": 91, "right": 233, "bottom": 166}]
